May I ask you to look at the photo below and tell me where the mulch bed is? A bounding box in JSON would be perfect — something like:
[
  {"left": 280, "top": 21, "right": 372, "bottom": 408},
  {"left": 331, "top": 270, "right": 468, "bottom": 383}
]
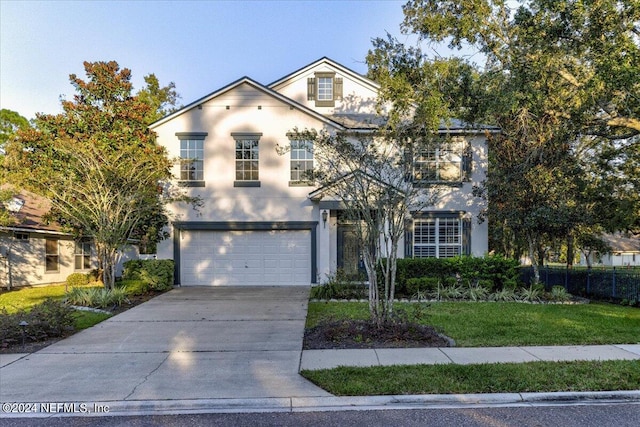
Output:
[
  {"left": 304, "top": 319, "right": 453, "bottom": 349},
  {"left": 0, "top": 292, "right": 161, "bottom": 355}
]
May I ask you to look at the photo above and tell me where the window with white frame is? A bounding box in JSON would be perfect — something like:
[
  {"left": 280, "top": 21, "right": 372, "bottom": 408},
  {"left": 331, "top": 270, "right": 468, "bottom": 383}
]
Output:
[
  {"left": 233, "top": 133, "right": 261, "bottom": 183},
  {"left": 317, "top": 76, "right": 334, "bottom": 101},
  {"left": 45, "top": 238, "right": 59, "bottom": 272},
  {"left": 75, "top": 241, "right": 92, "bottom": 270},
  {"left": 177, "top": 132, "right": 207, "bottom": 184},
  {"left": 413, "top": 217, "right": 462, "bottom": 258},
  {"left": 413, "top": 137, "right": 465, "bottom": 183},
  {"left": 289, "top": 138, "right": 313, "bottom": 183}
]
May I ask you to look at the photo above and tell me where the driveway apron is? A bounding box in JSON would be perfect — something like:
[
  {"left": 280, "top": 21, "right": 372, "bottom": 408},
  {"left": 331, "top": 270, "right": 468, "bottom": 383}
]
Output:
[{"left": 0, "top": 286, "right": 331, "bottom": 402}]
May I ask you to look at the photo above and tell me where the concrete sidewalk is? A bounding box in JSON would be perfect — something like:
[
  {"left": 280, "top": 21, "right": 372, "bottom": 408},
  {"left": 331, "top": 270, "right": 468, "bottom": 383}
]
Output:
[{"left": 300, "top": 344, "right": 640, "bottom": 370}]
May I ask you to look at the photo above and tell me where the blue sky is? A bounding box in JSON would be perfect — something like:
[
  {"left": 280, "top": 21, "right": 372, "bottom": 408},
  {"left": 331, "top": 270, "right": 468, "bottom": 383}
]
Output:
[{"left": 1, "top": 0, "right": 418, "bottom": 120}]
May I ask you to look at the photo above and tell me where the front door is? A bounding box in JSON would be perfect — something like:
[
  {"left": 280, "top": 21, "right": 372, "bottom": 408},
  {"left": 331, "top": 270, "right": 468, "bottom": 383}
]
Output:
[{"left": 337, "top": 225, "right": 364, "bottom": 280}]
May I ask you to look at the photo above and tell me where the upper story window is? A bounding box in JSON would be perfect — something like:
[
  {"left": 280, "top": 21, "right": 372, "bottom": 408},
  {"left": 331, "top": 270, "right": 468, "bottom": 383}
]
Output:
[
  {"left": 413, "top": 136, "right": 469, "bottom": 184},
  {"left": 45, "top": 238, "right": 59, "bottom": 272},
  {"left": 176, "top": 132, "right": 207, "bottom": 187},
  {"left": 233, "top": 132, "right": 262, "bottom": 187},
  {"left": 289, "top": 138, "right": 314, "bottom": 185},
  {"left": 75, "top": 240, "right": 92, "bottom": 270},
  {"left": 307, "top": 72, "right": 343, "bottom": 107}
]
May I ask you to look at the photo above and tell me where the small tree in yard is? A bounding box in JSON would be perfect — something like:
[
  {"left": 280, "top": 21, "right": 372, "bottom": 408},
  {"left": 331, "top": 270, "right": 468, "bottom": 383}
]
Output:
[
  {"left": 286, "top": 128, "right": 439, "bottom": 325},
  {"left": 3, "top": 61, "right": 195, "bottom": 288}
]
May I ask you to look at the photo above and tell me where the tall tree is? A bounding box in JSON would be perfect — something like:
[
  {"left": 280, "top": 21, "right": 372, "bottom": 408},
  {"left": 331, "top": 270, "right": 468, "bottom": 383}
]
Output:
[
  {"left": 136, "top": 73, "right": 181, "bottom": 125},
  {"left": 0, "top": 109, "right": 30, "bottom": 156},
  {"left": 283, "top": 128, "right": 439, "bottom": 325},
  {"left": 391, "top": 0, "right": 639, "bottom": 277},
  {"left": 3, "top": 61, "right": 194, "bottom": 288}
]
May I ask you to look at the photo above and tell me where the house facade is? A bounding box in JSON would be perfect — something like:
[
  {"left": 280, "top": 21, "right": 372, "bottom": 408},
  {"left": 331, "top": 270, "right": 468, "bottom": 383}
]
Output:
[
  {"left": 0, "top": 188, "right": 136, "bottom": 288},
  {"left": 580, "top": 234, "right": 640, "bottom": 267},
  {"left": 151, "top": 58, "right": 492, "bottom": 286}
]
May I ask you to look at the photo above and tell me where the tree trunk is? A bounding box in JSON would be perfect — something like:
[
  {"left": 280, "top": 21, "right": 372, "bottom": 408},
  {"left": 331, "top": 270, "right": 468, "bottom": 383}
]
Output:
[
  {"left": 566, "top": 234, "right": 575, "bottom": 269},
  {"left": 528, "top": 234, "right": 540, "bottom": 285}
]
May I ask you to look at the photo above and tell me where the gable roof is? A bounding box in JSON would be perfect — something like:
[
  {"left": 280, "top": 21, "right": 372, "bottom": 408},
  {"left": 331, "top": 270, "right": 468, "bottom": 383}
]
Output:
[
  {"left": 149, "top": 76, "right": 346, "bottom": 130},
  {"left": 603, "top": 234, "right": 640, "bottom": 253},
  {"left": 268, "top": 56, "right": 380, "bottom": 93},
  {"left": 0, "top": 186, "right": 65, "bottom": 235}
]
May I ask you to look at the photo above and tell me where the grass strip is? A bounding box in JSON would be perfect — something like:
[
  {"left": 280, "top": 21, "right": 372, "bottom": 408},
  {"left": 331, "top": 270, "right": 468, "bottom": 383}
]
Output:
[
  {"left": 301, "top": 360, "right": 640, "bottom": 396},
  {"left": 307, "top": 301, "right": 640, "bottom": 346}
]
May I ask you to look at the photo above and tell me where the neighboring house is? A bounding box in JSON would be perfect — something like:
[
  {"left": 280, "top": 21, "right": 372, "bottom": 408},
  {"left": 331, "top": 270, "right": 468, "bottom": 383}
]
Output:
[
  {"left": 151, "top": 57, "right": 493, "bottom": 286},
  {"left": 0, "top": 188, "right": 136, "bottom": 288},
  {"left": 580, "top": 234, "right": 640, "bottom": 267}
]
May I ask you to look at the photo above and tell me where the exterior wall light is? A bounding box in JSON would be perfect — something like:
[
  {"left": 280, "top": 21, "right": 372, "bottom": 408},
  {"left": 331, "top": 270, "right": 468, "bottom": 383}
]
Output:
[{"left": 322, "top": 210, "right": 328, "bottom": 228}]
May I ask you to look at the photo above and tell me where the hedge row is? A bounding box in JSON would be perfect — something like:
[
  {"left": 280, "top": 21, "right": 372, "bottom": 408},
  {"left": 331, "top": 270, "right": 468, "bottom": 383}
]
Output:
[{"left": 389, "top": 255, "right": 521, "bottom": 297}]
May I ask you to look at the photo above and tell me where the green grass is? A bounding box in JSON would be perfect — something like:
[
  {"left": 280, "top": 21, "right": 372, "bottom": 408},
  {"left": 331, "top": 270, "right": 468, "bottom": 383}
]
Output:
[
  {"left": 301, "top": 360, "right": 640, "bottom": 396},
  {"left": 72, "top": 310, "right": 112, "bottom": 330},
  {"left": 307, "top": 301, "right": 640, "bottom": 346},
  {"left": 0, "top": 284, "right": 69, "bottom": 313}
]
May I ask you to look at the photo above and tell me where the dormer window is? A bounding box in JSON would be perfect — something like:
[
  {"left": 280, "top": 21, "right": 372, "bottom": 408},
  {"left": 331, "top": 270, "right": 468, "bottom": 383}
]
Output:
[{"left": 307, "top": 72, "right": 343, "bottom": 107}]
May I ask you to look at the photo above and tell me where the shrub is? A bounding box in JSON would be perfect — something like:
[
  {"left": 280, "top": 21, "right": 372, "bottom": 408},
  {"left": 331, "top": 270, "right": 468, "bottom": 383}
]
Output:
[
  {"left": 519, "top": 285, "right": 543, "bottom": 302},
  {"left": 0, "top": 299, "right": 75, "bottom": 346},
  {"left": 406, "top": 277, "right": 440, "bottom": 298},
  {"left": 311, "top": 269, "right": 367, "bottom": 300},
  {"left": 65, "top": 287, "right": 129, "bottom": 309},
  {"left": 550, "top": 285, "right": 571, "bottom": 302},
  {"left": 490, "top": 287, "right": 517, "bottom": 302},
  {"left": 393, "top": 256, "right": 521, "bottom": 293},
  {"left": 66, "top": 273, "right": 89, "bottom": 288},
  {"left": 123, "top": 259, "right": 174, "bottom": 291},
  {"left": 119, "top": 279, "right": 150, "bottom": 296},
  {"left": 467, "top": 284, "right": 490, "bottom": 301}
]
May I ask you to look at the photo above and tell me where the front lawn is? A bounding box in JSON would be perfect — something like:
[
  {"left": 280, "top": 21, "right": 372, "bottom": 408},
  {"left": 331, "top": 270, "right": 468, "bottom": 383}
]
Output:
[
  {"left": 301, "top": 360, "right": 640, "bottom": 396},
  {"left": 306, "top": 301, "right": 640, "bottom": 347},
  {"left": 0, "top": 284, "right": 69, "bottom": 313}
]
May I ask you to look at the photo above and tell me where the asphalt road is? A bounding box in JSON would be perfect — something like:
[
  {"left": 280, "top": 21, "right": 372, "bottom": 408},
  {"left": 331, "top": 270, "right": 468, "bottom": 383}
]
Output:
[{"left": 1, "top": 404, "right": 639, "bottom": 427}]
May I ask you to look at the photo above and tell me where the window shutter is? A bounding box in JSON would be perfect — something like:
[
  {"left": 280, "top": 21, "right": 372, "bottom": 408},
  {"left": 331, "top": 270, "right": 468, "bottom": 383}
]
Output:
[
  {"left": 307, "top": 78, "right": 316, "bottom": 101},
  {"left": 462, "top": 216, "right": 472, "bottom": 255},
  {"left": 462, "top": 142, "right": 472, "bottom": 181},
  {"left": 334, "top": 77, "right": 343, "bottom": 100},
  {"left": 404, "top": 221, "right": 414, "bottom": 258}
]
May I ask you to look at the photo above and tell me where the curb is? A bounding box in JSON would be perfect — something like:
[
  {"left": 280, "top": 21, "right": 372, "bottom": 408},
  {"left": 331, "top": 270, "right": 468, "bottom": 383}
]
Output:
[{"left": 3, "top": 391, "right": 639, "bottom": 418}]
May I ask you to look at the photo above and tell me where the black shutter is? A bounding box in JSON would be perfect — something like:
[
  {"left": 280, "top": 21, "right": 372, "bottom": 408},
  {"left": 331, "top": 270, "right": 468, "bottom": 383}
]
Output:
[
  {"left": 462, "top": 216, "right": 471, "bottom": 255},
  {"left": 462, "top": 141, "right": 472, "bottom": 181},
  {"left": 404, "top": 221, "right": 414, "bottom": 258},
  {"left": 307, "top": 78, "right": 316, "bottom": 101}
]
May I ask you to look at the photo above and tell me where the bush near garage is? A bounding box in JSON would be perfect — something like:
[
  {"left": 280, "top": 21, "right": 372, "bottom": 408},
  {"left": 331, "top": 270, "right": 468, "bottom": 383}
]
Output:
[{"left": 122, "top": 259, "right": 174, "bottom": 291}]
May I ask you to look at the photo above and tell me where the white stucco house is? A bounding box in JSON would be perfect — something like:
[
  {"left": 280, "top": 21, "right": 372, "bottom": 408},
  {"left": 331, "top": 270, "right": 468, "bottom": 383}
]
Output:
[{"left": 151, "top": 57, "right": 493, "bottom": 286}]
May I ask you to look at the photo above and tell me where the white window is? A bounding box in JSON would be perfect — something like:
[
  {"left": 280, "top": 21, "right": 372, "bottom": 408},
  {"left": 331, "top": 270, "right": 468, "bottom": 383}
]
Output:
[
  {"left": 75, "top": 241, "right": 92, "bottom": 270},
  {"left": 413, "top": 218, "right": 462, "bottom": 258},
  {"left": 235, "top": 138, "right": 260, "bottom": 181},
  {"left": 290, "top": 139, "right": 313, "bottom": 183},
  {"left": 180, "top": 139, "right": 204, "bottom": 181},
  {"left": 176, "top": 132, "right": 207, "bottom": 185},
  {"left": 413, "top": 137, "right": 465, "bottom": 182},
  {"left": 317, "top": 77, "right": 334, "bottom": 101}
]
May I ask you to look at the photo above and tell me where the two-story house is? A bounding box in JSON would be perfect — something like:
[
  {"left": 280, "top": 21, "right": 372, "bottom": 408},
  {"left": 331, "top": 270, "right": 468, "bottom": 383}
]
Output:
[{"left": 151, "top": 58, "right": 493, "bottom": 286}]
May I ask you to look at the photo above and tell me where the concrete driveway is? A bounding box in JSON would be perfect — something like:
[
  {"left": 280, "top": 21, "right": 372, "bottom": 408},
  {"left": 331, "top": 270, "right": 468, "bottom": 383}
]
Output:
[{"left": 0, "top": 286, "right": 330, "bottom": 403}]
